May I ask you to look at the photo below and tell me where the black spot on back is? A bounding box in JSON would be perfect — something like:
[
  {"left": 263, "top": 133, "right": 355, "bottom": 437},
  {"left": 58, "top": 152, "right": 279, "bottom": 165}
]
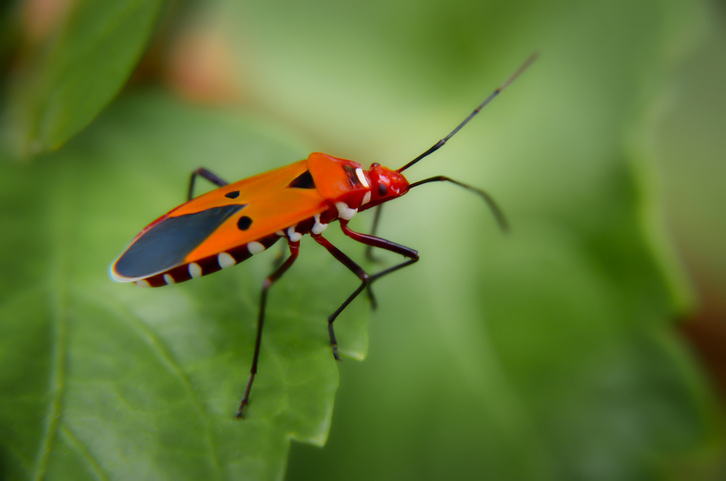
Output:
[
  {"left": 288, "top": 170, "right": 316, "bottom": 189},
  {"left": 114, "top": 204, "right": 246, "bottom": 278},
  {"left": 237, "top": 215, "right": 253, "bottom": 231},
  {"left": 225, "top": 191, "right": 240, "bottom": 199}
]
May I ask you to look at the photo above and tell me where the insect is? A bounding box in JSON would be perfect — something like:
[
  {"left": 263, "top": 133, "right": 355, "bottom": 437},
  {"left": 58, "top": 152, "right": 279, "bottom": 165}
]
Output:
[{"left": 110, "top": 54, "right": 537, "bottom": 418}]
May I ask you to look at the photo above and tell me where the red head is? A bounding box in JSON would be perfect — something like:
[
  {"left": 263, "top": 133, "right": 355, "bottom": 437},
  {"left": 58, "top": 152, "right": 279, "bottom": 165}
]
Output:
[{"left": 360, "top": 163, "right": 410, "bottom": 212}]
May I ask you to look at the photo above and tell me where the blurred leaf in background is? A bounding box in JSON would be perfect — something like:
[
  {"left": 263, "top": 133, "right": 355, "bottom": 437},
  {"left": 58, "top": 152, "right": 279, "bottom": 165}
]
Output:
[
  {"left": 3, "top": 0, "right": 165, "bottom": 156},
  {"left": 0, "top": 0, "right": 725, "bottom": 480}
]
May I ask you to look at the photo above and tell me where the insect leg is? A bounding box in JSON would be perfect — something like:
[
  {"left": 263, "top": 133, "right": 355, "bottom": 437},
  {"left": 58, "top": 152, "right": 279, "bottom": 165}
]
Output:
[
  {"left": 346, "top": 234, "right": 419, "bottom": 298},
  {"left": 187, "top": 167, "right": 229, "bottom": 201},
  {"left": 340, "top": 220, "right": 419, "bottom": 260},
  {"left": 312, "top": 223, "right": 419, "bottom": 360},
  {"left": 339, "top": 220, "right": 420, "bottom": 311},
  {"left": 364, "top": 205, "right": 384, "bottom": 262},
  {"left": 237, "top": 240, "right": 300, "bottom": 419},
  {"left": 312, "top": 234, "right": 374, "bottom": 360},
  {"left": 270, "top": 241, "right": 287, "bottom": 270}
]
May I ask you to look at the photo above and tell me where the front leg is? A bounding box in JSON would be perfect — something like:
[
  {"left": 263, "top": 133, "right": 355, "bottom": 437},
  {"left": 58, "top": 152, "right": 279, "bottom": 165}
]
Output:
[
  {"left": 311, "top": 222, "right": 419, "bottom": 360},
  {"left": 312, "top": 234, "right": 373, "bottom": 360},
  {"left": 340, "top": 219, "right": 419, "bottom": 260}
]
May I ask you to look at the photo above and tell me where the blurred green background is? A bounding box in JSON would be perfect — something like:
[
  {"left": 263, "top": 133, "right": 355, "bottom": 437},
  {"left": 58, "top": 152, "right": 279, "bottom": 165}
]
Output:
[{"left": 1, "top": 0, "right": 725, "bottom": 480}]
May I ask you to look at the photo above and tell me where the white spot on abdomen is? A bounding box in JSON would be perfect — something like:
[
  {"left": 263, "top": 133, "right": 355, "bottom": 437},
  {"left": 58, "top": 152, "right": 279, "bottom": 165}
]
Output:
[
  {"left": 287, "top": 226, "right": 303, "bottom": 242},
  {"left": 189, "top": 262, "right": 202, "bottom": 279},
  {"left": 335, "top": 202, "right": 357, "bottom": 220},
  {"left": 248, "top": 242, "right": 265, "bottom": 254},
  {"left": 218, "top": 252, "right": 236, "bottom": 269},
  {"left": 135, "top": 279, "right": 151, "bottom": 287},
  {"left": 163, "top": 274, "right": 175, "bottom": 285},
  {"left": 312, "top": 214, "right": 328, "bottom": 234}
]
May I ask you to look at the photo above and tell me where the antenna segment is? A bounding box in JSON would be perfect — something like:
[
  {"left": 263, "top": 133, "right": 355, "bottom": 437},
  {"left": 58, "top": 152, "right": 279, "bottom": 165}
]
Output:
[{"left": 397, "top": 52, "right": 539, "bottom": 173}]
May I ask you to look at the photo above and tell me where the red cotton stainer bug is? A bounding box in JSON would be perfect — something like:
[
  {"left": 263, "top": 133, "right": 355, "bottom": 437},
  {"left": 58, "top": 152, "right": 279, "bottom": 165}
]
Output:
[{"left": 110, "top": 53, "right": 538, "bottom": 418}]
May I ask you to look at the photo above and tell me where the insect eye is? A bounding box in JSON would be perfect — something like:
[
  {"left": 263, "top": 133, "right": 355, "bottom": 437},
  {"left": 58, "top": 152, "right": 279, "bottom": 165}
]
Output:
[{"left": 378, "top": 184, "right": 388, "bottom": 196}]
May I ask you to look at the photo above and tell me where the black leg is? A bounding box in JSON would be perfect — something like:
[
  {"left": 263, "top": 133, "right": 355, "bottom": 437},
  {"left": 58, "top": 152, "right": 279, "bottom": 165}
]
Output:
[
  {"left": 324, "top": 256, "right": 418, "bottom": 360},
  {"left": 340, "top": 219, "right": 419, "bottom": 313},
  {"left": 314, "top": 233, "right": 377, "bottom": 308},
  {"left": 237, "top": 240, "right": 300, "bottom": 419},
  {"left": 312, "top": 222, "right": 419, "bottom": 360},
  {"left": 188, "top": 167, "right": 229, "bottom": 201},
  {"left": 312, "top": 235, "right": 376, "bottom": 360},
  {"left": 340, "top": 220, "right": 419, "bottom": 259},
  {"left": 270, "top": 240, "right": 287, "bottom": 270}
]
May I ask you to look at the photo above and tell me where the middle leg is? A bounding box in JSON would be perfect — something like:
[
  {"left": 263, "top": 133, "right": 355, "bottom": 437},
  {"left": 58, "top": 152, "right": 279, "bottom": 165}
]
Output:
[
  {"left": 236, "top": 239, "right": 300, "bottom": 418},
  {"left": 312, "top": 234, "right": 372, "bottom": 360},
  {"left": 312, "top": 229, "right": 419, "bottom": 360}
]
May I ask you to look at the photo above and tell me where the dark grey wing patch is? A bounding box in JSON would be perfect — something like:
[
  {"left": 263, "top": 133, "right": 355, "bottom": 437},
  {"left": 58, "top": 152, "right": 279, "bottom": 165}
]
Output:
[
  {"left": 288, "top": 170, "right": 316, "bottom": 189},
  {"left": 114, "top": 204, "right": 246, "bottom": 278}
]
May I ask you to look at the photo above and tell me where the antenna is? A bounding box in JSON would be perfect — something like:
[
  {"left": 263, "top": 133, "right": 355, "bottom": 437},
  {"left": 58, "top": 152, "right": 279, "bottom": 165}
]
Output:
[{"left": 397, "top": 52, "right": 538, "bottom": 173}]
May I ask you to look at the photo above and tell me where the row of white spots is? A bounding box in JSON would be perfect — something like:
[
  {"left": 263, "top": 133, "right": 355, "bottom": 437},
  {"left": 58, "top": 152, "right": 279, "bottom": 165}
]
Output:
[
  {"left": 276, "top": 215, "right": 329, "bottom": 240},
  {"left": 134, "top": 261, "right": 204, "bottom": 287},
  {"left": 133, "top": 243, "right": 267, "bottom": 287}
]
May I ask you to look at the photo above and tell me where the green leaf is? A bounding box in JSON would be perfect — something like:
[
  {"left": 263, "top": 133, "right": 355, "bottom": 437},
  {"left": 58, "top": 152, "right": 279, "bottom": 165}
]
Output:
[
  {"left": 1, "top": 0, "right": 722, "bottom": 479},
  {"left": 4, "top": 0, "right": 165, "bottom": 156},
  {"left": 0, "top": 0, "right": 21, "bottom": 63},
  {"left": 204, "top": 0, "right": 720, "bottom": 479},
  {"left": 0, "top": 92, "right": 369, "bottom": 480}
]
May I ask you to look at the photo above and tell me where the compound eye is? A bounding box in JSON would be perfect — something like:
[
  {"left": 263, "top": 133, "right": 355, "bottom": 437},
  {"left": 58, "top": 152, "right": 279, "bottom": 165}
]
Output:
[{"left": 378, "top": 184, "right": 388, "bottom": 196}]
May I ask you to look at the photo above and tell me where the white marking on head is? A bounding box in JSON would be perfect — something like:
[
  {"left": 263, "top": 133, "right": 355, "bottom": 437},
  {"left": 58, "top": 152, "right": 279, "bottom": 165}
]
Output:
[
  {"left": 163, "top": 274, "right": 175, "bottom": 285},
  {"left": 135, "top": 279, "right": 151, "bottom": 288},
  {"left": 355, "top": 168, "right": 370, "bottom": 188},
  {"left": 312, "top": 214, "right": 328, "bottom": 235},
  {"left": 361, "top": 191, "right": 371, "bottom": 205},
  {"left": 218, "top": 252, "right": 236, "bottom": 269},
  {"left": 287, "top": 226, "right": 303, "bottom": 242},
  {"left": 189, "top": 262, "right": 202, "bottom": 279},
  {"left": 335, "top": 202, "right": 357, "bottom": 220},
  {"left": 248, "top": 241, "right": 265, "bottom": 254}
]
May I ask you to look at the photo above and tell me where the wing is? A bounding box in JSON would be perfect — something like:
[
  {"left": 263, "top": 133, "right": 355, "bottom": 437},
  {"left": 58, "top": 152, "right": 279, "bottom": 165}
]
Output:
[{"left": 110, "top": 160, "right": 329, "bottom": 284}]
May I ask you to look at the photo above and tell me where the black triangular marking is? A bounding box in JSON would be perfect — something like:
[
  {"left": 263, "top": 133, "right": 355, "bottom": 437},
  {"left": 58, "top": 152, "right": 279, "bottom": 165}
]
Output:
[{"left": 288, "top": 170, "right": 316, "bottom": 189}]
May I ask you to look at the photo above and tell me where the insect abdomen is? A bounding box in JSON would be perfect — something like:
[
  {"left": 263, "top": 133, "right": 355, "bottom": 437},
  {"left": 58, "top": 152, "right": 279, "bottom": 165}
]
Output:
[{"left": 132, "top": 233, "right": 282, "bottom": 287}]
